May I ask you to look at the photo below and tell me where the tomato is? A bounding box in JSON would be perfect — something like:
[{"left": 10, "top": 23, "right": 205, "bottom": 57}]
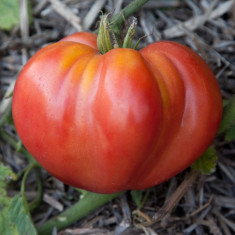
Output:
[{"left": 12, "top": 32, "right": 222, "bottom": 193}]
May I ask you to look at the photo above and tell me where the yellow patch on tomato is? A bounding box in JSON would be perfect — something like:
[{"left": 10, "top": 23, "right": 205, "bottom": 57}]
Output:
[
  {"left": 80, "top": 55, "right": 101, "bottom": 94},
  {"left": 59, "top": 43, "right": 94, "bottom": 71}
]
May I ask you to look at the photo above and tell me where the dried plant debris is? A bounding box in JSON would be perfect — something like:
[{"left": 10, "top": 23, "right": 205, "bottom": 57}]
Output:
[{"left": 0, "top": 0, "right": 235, "bottom": 234}]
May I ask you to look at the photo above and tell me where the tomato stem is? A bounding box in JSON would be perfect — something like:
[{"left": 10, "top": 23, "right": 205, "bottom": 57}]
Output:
[
  {"left": 37, "top": 191, "right": 124, "bottom": 235},
  {"left": 28, "top": 166, "right": 43, "bottom": 211},
  {"left": 97, "top": 14, "right": 113, "bottom": 54},
  {"left": 20, "top": 163, "right": 40, "bottom": 214},
  {"left": 97, "top": 15, "right": 139, "bottom": 53},
  {"left": 110, "top": 0, "right": 149, "bottom": 37},
  {"left": 97, "top": 0, "right": 150, "bottom": 53}
]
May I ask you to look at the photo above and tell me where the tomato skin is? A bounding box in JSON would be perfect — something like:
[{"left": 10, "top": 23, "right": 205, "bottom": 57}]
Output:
[{"left": 12, "top": 32, "right": 222, "bottom": 193}]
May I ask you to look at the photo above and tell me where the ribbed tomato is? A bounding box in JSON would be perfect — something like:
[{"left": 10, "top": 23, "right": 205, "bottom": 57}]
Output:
[{"left": 12, "top": 32, "right": 222, "bottom": 193}]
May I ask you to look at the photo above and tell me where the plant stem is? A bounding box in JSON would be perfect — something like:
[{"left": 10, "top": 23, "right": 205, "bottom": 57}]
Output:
[
  {"left": 21, "top": 163, "right": 38, "bottom": 214},
  {"left": 94, "top": 0, "right": 149, "bottom": 36},
  {"left": 110, "top": 0, "right": 149, "bottom": 37},
  {"left": 29, "top": 166, "right": 43, "bottom": 211},
  {"left": 37, "top": 191, "right": 124, "bottom": 235}
]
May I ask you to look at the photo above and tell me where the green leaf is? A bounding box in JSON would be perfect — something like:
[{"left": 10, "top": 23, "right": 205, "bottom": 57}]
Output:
[
  {"left": 0, "top": 163, "right": 17, "bottom": 206},
  {"left": 0, "top": 163, "right": 17, "bottom": 235},
  {"left": 0, "top": 0, "right": 33, "bottom": 31},
  {"left": 130, "top": 190, "right": 143, "bottom": 208},
  {"left": 0, "top": 195, "right": 37, "bottom": 235},
  {"left": 191, "top": 147, "right": 218, "bottom": 175},
  {"left": 9, "top": 195, "right": 37, "bottom": 235},
  {"left": 0, "top": 0, "right": 20, "bottom": 30},
  {"left": 0, "top": 164, "right": 37, "bottom": 235},
  {"left": 218, "top": 95, "right": 235, "bottom": 136},
  {"left": 0, "top": 163, "right": 17, "bottom": 190},
  {"left": 225, "top": 124, "right": 235, "bottom": 141}
]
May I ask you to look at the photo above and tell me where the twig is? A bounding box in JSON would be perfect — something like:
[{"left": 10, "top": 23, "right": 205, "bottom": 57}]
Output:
[
  {"left": 213, "top": 209, "right": 235, "bottom": 232},
  {"left": 189, "top": 195, "right": 214, "bottom": 217},
  {"left": 20, "top": 0, "right": 29, "bottom": 40},
  {"left": 48, "top": 0, "right": 82, "bottom": 31},
  {"left": 43, "top": 194, "right": 64, "bottom": 212},
  {"left": 143, "top": 169, "right": 200, "bottom": 226},
  {"left": 163, "top": 0, "right": 234, "bottom": 38},
  {"left": 83, "top": 0, "right": 107, "bottom": 30},
  {"left": 0, "top": 81, "right": 15, "bottom": 127}
]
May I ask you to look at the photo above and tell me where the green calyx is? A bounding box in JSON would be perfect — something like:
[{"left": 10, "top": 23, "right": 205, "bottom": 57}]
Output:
[
  {"left": 97, "top": 14, "right": 138, "bottom": 54},
  {"left": 97, "top": 14, "right": 113, "bottom": 54}
]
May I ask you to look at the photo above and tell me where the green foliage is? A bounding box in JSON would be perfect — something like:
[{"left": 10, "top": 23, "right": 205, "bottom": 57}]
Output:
[
  {"left": 0, "top": 163, "right": 17, "bottom": 209},
  {"left": 0, "top": 195, "right": 37, "bottom": 235},
  {"left": 130, "top": 190, "right": 143, "bottom": 208},
  {"left": 0, "top": 164, "right": 37, "bottom": 235},
  {"left": 0, "top": 0, "right": 33, "bottom": 31},
  {"left": 191, "top": 147, "right": 218, "bottom": 175},
  {"left": 0, "top": 163, "right": 17, "bottom": 192},
  {"left": 224, "top": 124, "right": 235, "bottom": 141},
  {"left": 0, "top": 0, "right": 20, "bottom": 30},
  {"left": 218, "top": 95, "right": 235, "bottom": 141}
]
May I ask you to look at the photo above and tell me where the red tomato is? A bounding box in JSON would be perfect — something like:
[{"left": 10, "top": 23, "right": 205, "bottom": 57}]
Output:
[{"left": 12, "top": 32, "right": 222, "bottom": 193}]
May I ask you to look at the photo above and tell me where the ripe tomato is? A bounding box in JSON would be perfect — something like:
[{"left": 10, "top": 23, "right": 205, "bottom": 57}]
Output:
[{"left": 12, "top": 32, "right": 222, "bottom": 193}]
